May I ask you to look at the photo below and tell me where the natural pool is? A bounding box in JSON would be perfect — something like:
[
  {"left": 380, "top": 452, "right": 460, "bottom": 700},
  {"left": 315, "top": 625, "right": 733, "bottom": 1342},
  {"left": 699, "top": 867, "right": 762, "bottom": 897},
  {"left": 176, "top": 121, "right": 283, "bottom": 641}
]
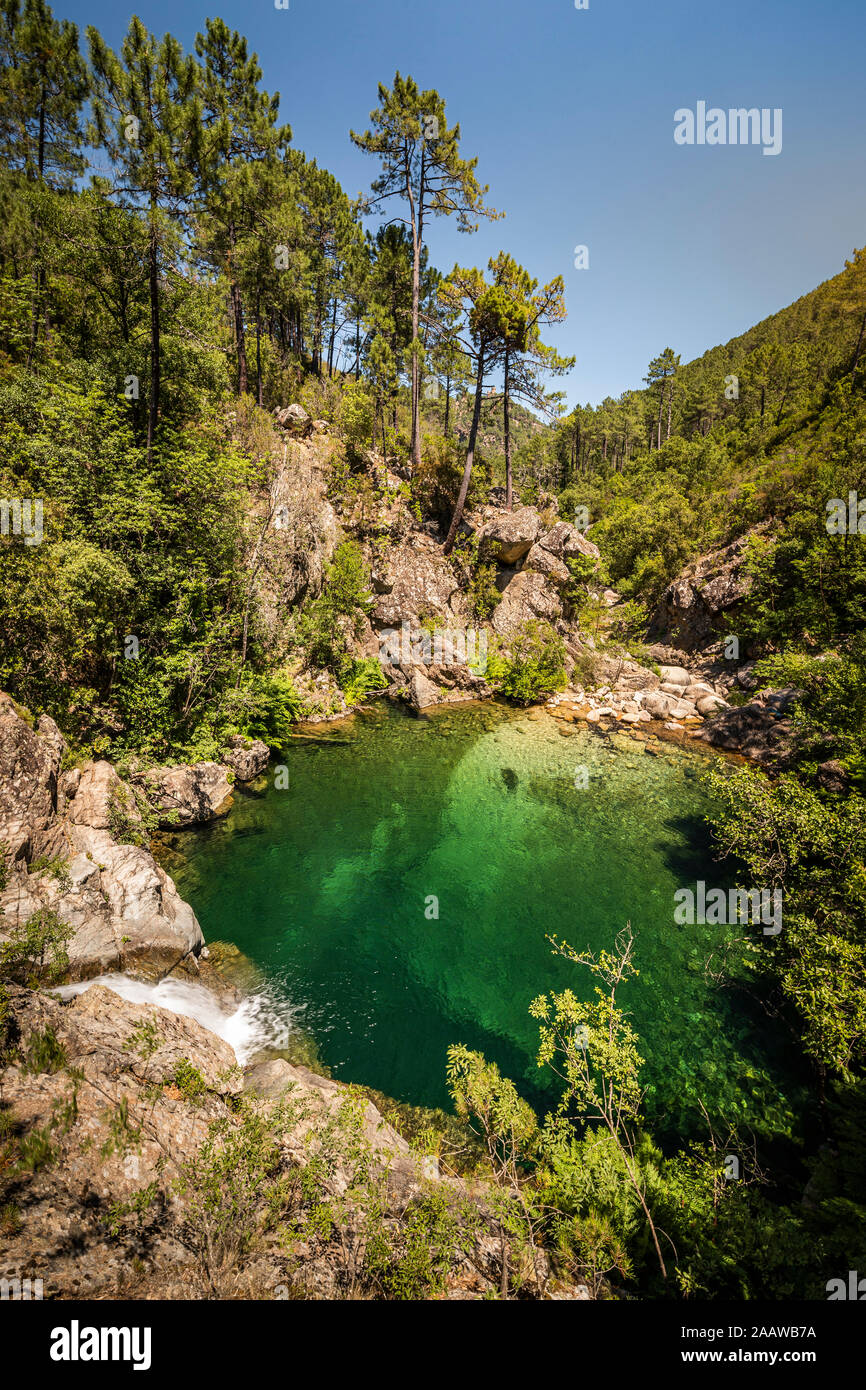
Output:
[{"left": 171, "top": 702, "right": 808, "bottom": 1144}]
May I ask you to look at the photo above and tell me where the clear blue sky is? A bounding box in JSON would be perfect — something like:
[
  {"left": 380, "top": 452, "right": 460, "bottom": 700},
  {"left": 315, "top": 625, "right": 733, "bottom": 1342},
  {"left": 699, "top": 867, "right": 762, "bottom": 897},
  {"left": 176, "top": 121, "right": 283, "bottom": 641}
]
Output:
[{"left": 61, "top": 0, "right": 866, "bottom": 408}]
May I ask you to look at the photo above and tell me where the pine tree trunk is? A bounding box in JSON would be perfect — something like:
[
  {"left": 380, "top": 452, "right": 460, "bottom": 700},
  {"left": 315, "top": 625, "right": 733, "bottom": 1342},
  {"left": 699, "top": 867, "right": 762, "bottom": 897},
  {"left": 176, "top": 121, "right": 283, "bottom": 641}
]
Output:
[
  {"left": 444, "top": 344, "right": 485, "bottom": 554},
  {"left": 327, "top": 294, "right": 337, "bottom": 376},
  {"left": 504, "top": 348, "right": 513, "bottom": 509},
  {"left": 147, "top": 198, "right": 160, "bottom": 463},
  {"left": 255, "top": 293, "right": 263, "bottom": 407},
  {"left": 228, "top": 223, "right": 247, "bottom": 395},
  {"left": 666, "top": 381, "right": 673, "bottom": 439},
  {"left": 409, "top": 147, "right": 425, "bottom": 477},
  {"left": 656, "top": 382, "right": 664, "bottom": 450}
]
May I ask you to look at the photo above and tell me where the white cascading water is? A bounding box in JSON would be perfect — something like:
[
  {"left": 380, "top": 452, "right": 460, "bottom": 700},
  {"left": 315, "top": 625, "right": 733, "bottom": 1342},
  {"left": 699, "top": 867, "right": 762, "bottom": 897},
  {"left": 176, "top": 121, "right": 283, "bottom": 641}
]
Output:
[{"left": 53, "top": 973, "right": 294, "bottom": 1064}]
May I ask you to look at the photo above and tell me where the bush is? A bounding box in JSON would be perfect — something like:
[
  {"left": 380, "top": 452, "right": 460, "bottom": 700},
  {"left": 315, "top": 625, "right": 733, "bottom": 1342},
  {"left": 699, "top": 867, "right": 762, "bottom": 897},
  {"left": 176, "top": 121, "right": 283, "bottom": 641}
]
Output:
[
  {"left": 495, "top": 621, "right": 567, "bottom": 704},
  {"left": 468, "top": 563, "right": 502, "bottom": 620},
  {"left": 0, "top": 908, "right": 74, "bottom": 987}
]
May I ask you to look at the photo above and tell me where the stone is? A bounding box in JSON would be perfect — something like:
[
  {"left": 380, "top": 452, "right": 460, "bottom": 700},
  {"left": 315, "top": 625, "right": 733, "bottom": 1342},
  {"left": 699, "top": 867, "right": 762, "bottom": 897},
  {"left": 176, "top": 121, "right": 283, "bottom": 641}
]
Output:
[
  {"left": 371, "top": 536, "right": 464, "bottom": 627},
  {"left": 137, "top": 762, "right": 233, "bottom": 828},
  {"left": 649, "top": 525, "right": 769, "bottom": 651},
  {"left": 478, "top": 506, "right": 544, "bottom": 565},
  {"left": 524, "top": 543, "right": 570, "bottom": 585},
  {"left": 492, "top": 570, "right": 563, "bottom": 634},
  {"left": 406, "top": 669, "right": 441, "bottom": 711},
  {"left": 221, "top": 736, "right": 270, "bottom": 782},
  {"left": 274, "top": 402, "right": 313, "bottom": 437},
  {"left": 537, "top": 520, "right": 600, "bottom": 563}
]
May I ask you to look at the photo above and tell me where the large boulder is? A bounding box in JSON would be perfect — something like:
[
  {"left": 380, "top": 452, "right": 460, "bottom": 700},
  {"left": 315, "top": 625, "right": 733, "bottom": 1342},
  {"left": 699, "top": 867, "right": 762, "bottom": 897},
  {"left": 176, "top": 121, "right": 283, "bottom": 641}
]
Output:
[
  {"left": 136, "top": 762, "right": 233, "bottom": 828},
  {"left": 524, "top": 543, "right": 570, "bottom": 586},
  {"left": 696, "top": 693, "right": 795, "bottom": 766},
  {"left": 221, "top": 735, "right": 269, "bottom": 782},
  {"left": 478, "top": 506, "right": 544, "bottom": 565},
  {"left": 537, "top": 521, "right": 600, "bottom": 563},
  {"left": 274, "top": 402, "right": 313, "bottom": 437},
  {"left": 0, "top": 695, "right": 66, "bottom": 861},
  {"left": 371, "top": 535, "right": 464, "bottom": 627},
  {"left": 66, "top": 760, "right": 135, "bottom": 832},
  {"left": 0, "top": 697, "right": 204, "bottom": 979}
]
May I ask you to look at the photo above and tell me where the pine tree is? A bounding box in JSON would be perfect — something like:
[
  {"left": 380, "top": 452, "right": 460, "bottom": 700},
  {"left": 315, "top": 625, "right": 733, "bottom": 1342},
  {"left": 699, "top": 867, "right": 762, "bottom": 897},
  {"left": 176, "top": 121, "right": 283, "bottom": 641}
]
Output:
[
  {"left": 194, "top": 17, "right": 291, "bottom": 397},
  {"left": 88, "top": 18, "right": 201, "bottom": 459},
  {"left": 351, "top": 72, "right": 500, "bottom": 476}
]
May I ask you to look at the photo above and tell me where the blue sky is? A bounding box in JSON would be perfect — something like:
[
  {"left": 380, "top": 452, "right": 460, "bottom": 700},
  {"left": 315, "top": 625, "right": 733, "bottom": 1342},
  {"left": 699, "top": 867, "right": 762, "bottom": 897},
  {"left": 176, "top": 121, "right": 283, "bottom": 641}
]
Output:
[{"left": 61, "top": 0, "right": 866, "bottom": 408}]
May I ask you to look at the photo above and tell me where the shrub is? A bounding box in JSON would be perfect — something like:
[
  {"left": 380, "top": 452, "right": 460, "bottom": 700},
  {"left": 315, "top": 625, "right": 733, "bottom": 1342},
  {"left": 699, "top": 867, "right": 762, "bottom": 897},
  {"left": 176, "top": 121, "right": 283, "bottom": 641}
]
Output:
[
  {"left": 0, "top": 908, "right": 74, "bottom": 987},
  {"left": 340, "top": 657, "right": 388, "bottom": 707},
  {"left": 468, "top": 563, "right": 502, "bottom": 620},
  {"left": 496, "top": 621, "right": 567, "bottom": 704}
]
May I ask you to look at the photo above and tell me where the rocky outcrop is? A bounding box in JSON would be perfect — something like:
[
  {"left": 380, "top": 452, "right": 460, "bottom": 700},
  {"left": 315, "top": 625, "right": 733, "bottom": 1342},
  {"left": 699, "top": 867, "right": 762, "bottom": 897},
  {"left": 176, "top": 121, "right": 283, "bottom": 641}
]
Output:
[
  {"left": 136, "top": 762, "right": 233, "bottom": 828},
  {"left": 221, "top": 735, "right": 270, "bottom": 782},
  {"left": 649, "top": 527, "right": 768, "bottom": 652},
  {"left": 492, "top": 570, "right": 564, "bottom": 635},
  {"left": 536, "top": 520, "right": 600, "bottom": 564},
  {"left": 695, "top": 688, "right": 797, "bottom": 766},
  {"left": 0, "top": 982, "right": 516, "bottom": 1300},
  {"left": 0, "top": 698, "right": 204, "bottom": 979},
  {"left": 0, "top": 695, "right": 66, "bottom": 862},
  {"left": 371, "top": 534, "right": 465, "bottom": 628}
]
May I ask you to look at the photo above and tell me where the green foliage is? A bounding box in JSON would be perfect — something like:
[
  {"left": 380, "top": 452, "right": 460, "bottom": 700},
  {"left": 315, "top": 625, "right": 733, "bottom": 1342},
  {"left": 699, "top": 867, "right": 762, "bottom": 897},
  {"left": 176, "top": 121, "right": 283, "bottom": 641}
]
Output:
[
  {"left": 298, "top": 540, "right": 373, "bottom": 678},
  {"left": 0, "top": 908, "right": 74, "bottom": 987},
  {"left": 338, "top": 381, "right": 375, "bottom": 458},
  {"left": 705, "top": 763, "right": 866, "bottom": 1079},
  {"left": 171, "top": 1058, "right": 208, "bottom": 1101},
  {"left": 100, "top": 1095, "right": 141, "bottom": 1158},
  {"left": 22, "top": 1026, "right": 66, "bottom": 1075},
  {"left": 123, "top": 1019, "right": 163, "bottom": 1061},
  {"left": 175, "top": 1101, "right": 296, "bottom": 1296},
  {"left": 492, "top": 620, "right": 566, "bottom": 704},
  {"left": 339, "top": 656, "right": 388, "bottom": 707},
  {"left": 467, "top": 561, "right": 501, "bottom": 620}
]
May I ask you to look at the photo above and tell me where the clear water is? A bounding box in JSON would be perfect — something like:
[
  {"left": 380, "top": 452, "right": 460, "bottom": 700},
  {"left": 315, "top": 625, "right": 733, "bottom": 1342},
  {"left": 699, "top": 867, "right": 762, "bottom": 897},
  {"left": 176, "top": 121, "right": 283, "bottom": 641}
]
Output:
[{"left": 170, "top": 702, "right": 807, "bottom": 1144}]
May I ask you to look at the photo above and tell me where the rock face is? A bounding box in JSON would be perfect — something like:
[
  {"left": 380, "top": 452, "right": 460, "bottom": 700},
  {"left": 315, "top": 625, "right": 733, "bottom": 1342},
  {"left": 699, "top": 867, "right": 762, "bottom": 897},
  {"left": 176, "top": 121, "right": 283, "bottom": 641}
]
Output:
[
  {"left": 649, "top": 528, "right": 767, "bottom": 651},
  {"left": 221, "top": 735, "right": 269, "bottom": 782},
  {"left": 696, "top": 693, "right": 795, "bottom": 766},
  {"left": 0, "top": 695, "right": 66, "bottom": 861},
  {"left": 0, "top": 697, "right": 204, "bottom": 979},
  {"left": 0, "top": 982, "right": 491, "bottom": 1300},
  {"left": 536, "top": 521, "right": 600, "bottom": 564},
  {"left": 492, "top": 570, "right": 563, "bottom": 635},
  {"left": 136, "top": 762, "right": 233, "bottom": 828},
  {"left": 371, "top": 534, "right": 464, "bottom": 628}
]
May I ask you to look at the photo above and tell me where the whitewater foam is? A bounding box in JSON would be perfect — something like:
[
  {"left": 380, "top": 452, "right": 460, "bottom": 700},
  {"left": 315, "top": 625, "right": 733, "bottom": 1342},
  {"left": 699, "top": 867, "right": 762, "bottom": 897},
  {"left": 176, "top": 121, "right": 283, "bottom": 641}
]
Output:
[{"left": 53, "top": 973, "right": 293, "bottom": 1064}]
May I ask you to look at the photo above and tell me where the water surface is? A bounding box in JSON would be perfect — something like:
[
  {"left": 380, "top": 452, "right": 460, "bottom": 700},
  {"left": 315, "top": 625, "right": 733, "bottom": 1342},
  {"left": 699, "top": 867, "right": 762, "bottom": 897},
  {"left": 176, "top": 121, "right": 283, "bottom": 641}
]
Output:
[{"left": 171, "top": 703, "right": 806, "bottom": 1142}]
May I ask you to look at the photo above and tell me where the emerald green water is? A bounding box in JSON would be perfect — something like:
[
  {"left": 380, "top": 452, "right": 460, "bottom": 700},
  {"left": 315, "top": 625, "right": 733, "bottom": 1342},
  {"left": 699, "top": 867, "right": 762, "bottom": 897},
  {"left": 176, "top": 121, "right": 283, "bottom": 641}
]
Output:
[{"left": 171, "top": 703, "right": 806, "bottom": 1143}]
